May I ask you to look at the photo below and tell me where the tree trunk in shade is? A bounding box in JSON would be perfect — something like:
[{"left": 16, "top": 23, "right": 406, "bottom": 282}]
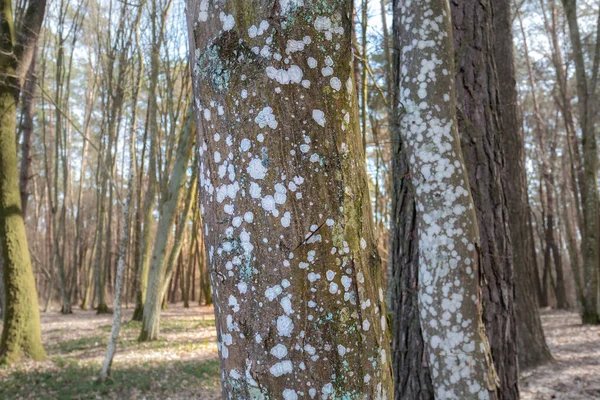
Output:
[
  {"left": 186, "top": 0, "right": 393, "bottom": 398},
  {"left": 388, "top": 120, "right": 434, "bottom": 399},
  {"left": 490, "top": 0, "right": 552, "bottom": 371},
  {"left": 560, "top": 0, "right": 600, "bottom": 325}
]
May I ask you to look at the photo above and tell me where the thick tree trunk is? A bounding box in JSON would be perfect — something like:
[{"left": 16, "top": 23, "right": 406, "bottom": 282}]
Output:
[
  {"left": 395, "top": 0, "right": 499, "bottom": 398},
  {"left": 187, "top": 0, "right": 393, "bottom": 397},
  {"left": 0, "top": 85, "right": 47, "bottom": 364},
  {"left": 450, "top": 1, "right": 519, "bottom": 396},
  {"left": 388, "top": 120, "right": 434, "bottom": 399},
  {"left": 0, "top": 0, "right": 47, "bottom": 365},
  {"left": 493, "top": 0, "right": 552, "bottom": 370}
]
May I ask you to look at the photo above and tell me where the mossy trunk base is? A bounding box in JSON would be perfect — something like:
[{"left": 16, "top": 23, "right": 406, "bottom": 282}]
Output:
[{"left": 96, "top": 303, "right": 110, "bottom": 314}]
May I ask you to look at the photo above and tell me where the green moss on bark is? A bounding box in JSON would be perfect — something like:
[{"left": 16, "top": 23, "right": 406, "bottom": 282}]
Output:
[{"left": 0, "top": 87, "right": 46, "bottom": 365}]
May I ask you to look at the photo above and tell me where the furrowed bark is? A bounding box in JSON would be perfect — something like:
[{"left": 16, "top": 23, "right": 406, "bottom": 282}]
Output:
[
  {"left": 500, "top": 0, "right": 552, "bottom": 370},
  {"left": 560, "top": 0, "right": 600, "bottom": 324}
]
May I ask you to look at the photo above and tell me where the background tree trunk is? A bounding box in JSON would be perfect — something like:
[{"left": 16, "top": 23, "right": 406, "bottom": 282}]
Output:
[
  {"left": 493, "top": 0, "right": 553, "bottom": 370},
  {"left": 560, "top": 0, "right": 600, "bottom": 324},
  {"left": 140, "top": 109, "right": 194, "bottom": 341}
]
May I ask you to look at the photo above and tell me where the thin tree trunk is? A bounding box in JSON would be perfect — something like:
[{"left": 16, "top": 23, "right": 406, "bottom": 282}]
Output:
[
  {"left": 140, "top": 108, "right": 194, "bottom": 341},
  {"left": 561, "top": 0, "right": 600, "bottom": 324},
  {"left": 100, "top": 79, "right": 138, "bottom": 378}
]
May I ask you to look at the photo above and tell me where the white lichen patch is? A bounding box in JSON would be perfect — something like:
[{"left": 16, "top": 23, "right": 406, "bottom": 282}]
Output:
[{"left": 312, "top": 109, "right": 325, "bottom": 127}]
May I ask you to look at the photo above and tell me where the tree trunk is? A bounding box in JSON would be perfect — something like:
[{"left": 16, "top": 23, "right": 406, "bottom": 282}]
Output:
[
  {"left": 161, "top": 168, "right": 197, "bottom": 300},
  {"left": 133, "top": 0, "right": 172, "bottom": 322},
  {"left": 100, "top": 83, "right": 138, "bottom": 378},
  {"left": 450, "top": 1, "right": 519, "bottom": 396},
  {"left": 18, "top": 51, "right": 37, "bottom": 218},
  {"left": 388, "top": 2, "right": 434, "bottom": 398},
  {"left": 561, "top": 0, "right": 600, "bottom": 324},
  {"left": 397, "top": 0, "right": 499, "bottom": 398},
  {"left": 495, "top": 0, "right": 552, "bottom": 370},
  {"left": 0, "top": 0, "right": 47, "bottom": 365},
  {"left": 388, "top": 113, "right": 434, "bottom": 399},
  {"left": 187, "top": 0, "right": 394, "bottom": 397},
  {"left": 139, "top": 109, "right": 194, "bottom": 341}
]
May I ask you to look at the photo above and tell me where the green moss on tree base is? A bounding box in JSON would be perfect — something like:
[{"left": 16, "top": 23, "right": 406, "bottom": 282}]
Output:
[
  {"left": 96, "top": 303, "right": 110, "bottom": 314},
  {"left": 581, "top": 312, "right": 600, "bottom": 325},
  {"left": 131, "top": 304, "right": 144, "bottom": 321}
]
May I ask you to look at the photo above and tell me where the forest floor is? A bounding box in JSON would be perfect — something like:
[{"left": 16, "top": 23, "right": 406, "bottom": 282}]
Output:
[
  {"left": 520, "top": 309, "right": 600, "bottom": 399},
  {"left": 0, "top": 306, "right": 599, "bottom": 399},
  {"left": 0, "top": 304, "right": 221, "bottom": 399}
]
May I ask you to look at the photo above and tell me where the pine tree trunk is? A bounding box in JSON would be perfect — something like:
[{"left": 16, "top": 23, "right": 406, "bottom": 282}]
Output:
[
  {"left": 388, "top": 130, "right": 434, "bottom": 399},
  {"left": 492, "top": 0, "right": 552, "bottom": 370},
  {"left": 389, "top": 2, "right": 434, "bottom": 397},
  {"left": 450, "top": 1, "right": 519, "bottom": 396},
  {"left": 561, "top": 0, "right": 600, "bottom": 324},
  {"left": 187, "top": 0, "right": 394, "bottom": 397}
]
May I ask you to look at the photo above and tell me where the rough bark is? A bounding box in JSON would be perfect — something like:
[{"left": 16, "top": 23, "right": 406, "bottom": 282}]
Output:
[
  {"left": 187, "top": 0, "right": 394, "bottom": 397},
  {"left": 397, "top": 0, "right": 498, "bottom": 398},
  {"left": 388, "top": 110, "right": 434, "bottom": 399},
  {"left": 450, "top": 1, "right": 519, "bottom": 396},
  {"left": 0, "top": 0, "right": 47, "bottom": 364},
  {"left": 560, "top": 0, "right": 600, "bottom": 324},
  {"left": 493, "top": 0, "right": 552, "bottom": 370}
]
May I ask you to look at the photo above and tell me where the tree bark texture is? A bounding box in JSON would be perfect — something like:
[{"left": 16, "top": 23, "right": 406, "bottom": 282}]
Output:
[
  {"left": 397, "top": 0, "right": 498, "bottom": 398},
  {"left": 450, "top": 1, "right": 519, "bottom": 396},
  {"left": 0, "top": 0, "right": 47, "bottom": 365},
  {"left": 187, "top": 0, "right": 394, "bottom": 398}
]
